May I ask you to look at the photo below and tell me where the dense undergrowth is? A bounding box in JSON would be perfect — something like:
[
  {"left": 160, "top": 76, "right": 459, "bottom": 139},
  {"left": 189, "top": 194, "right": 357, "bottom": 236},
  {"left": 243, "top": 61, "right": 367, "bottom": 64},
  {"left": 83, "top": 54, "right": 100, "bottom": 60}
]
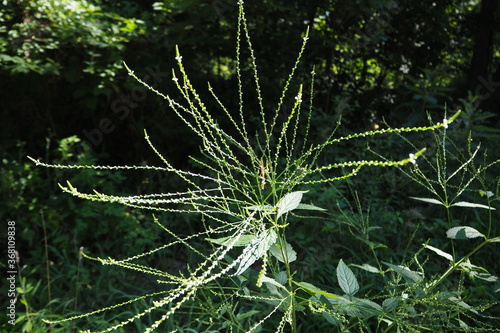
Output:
[{"left": 2, "top": 1, "right": 500, "bottom": 332}]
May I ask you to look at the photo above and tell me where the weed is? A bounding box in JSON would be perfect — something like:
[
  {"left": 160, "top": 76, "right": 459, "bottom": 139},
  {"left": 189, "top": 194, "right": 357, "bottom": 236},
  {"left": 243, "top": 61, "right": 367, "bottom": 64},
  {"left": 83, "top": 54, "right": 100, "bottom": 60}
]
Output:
[{"left": 29, "top": 1, "right": 498, "bottom": 332}]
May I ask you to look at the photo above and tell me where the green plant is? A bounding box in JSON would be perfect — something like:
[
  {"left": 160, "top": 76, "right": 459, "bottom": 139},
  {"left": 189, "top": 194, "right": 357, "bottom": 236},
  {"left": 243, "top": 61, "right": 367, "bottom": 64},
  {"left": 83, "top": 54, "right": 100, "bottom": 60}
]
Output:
[{"left": 29, "top": 2, "right": 499, "bottom": 332}]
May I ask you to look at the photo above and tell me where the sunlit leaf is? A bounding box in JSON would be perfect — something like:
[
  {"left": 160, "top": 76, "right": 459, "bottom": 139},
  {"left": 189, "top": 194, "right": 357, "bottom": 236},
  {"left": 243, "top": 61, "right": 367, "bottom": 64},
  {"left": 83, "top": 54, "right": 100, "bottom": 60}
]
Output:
[
  {"left": 234, "top": 229, "right": 277, "bottom": 275},
  {"left": 452, "top": 201, "right": 496, "bottom": 210},
  {"left": 351, "top": 263, "right": 380, "bottom": 274},
  {"left": 423, "top": 244, "right": 453, "bottom": 261},
  {"left": 206, "top": 234, "right": 255, "bottom": 247},
  {"left": 337, "top": 259, "right": 359, "bottom": 296},
  {"left": 295, "top": 203, "right": 327, "bottom": 211},
  {"left": 277, "top": 191, "right": 308, "bottom": 218},
  {"left": 270, "top": 241, "right": 297, "bottom": 263},
  {"left": 246, "top": 205, "right": 274, "bottom": 212},
  {"left": 295, "top": 281, "right": 340, "bottom": 299},
  {"left": 410, "top": 197, "right": 443, "bottom": 205},
  {"left": 446, "top": 226, "right": 485, "bottom": 240}
]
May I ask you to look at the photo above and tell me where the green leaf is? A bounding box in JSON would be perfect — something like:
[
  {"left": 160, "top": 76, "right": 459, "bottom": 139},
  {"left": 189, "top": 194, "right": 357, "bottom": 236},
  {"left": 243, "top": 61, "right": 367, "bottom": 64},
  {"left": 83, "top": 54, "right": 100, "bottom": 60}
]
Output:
[
  {"left": 269, "top": 242, "right": 297, "bottom": 263},
  {"left": 246, "top": 205, "right": 274, "bottom": 212},
  {"left": 295, "top": 203, "right": 327, "bottom": 211},
  {"left": 489, "top": 236, "right": 500, "bottom": 243},
  {"left": 294, "top": 281, "right": 340, "bottom": 299},
  {"left": 322, "top": 312, "right": 341, "bottom": 325},
  {"left": 337, "top": 259, "right": 359, "bottom": 296},
  {"left": 383, "top": 262, "right": 423, "bottom": 284},
  {"left": 423, "top": 244, "right": 453, "bottom": 261},
  {"left": 206, "top": 234, "right": 255, "bottom": 247},
  {"left": 382, "top": 298, "right": 400, "bottom": 312},
  {"left": 447, "top": 296, "right": 479, "bottom": 315},
  {"left": 479, "top": 190, "right": 494, "bottom": 198},
  {"left": 452, "top": 201, "right": 496, "bottom": 210},
  {"left": 235, "top": 310, "right": 261, "bottom": 321},
  {"left": 446, "top": 226, "right": 485, "bottom": 240},
  {"left": 277, "top": 191, "right": 308, "bottom": 218},
  {"left": 351, "top": 263, "right": 380, "bottom": 274},
  {"left": 261, "top": 276, "right": 288, "bottom": 297},
  {"left": 458, "top": 260, "right": 498, "bottom": 282},
  {"left": 410, "top": 197, "right": 443, "bottom": 205},
  {"left": 328, "top": 296, "right": 381, "bottom": 318},
  {"left": 234, "top": 229, "right": 277, "bottom": 275}
]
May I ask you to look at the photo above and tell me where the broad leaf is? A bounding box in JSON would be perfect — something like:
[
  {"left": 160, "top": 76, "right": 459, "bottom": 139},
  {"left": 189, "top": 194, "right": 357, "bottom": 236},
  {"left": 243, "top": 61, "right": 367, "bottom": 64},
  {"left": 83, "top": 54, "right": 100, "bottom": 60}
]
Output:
[
  {"left": 270, "top": 242, "right": 297, "bottom": 263},
  {"left": 206, "top": 234, "right": 255, "bottom": 247},
  {"left": 234, "top": 229, "right": 277, "bottom": 275},
  {"left": 383, "top": 262, "right": 423, "bottom": 284},
  {"left": 452, "top": 201, "right": 496, "bottom": 210},
  {"left": 351, "top": 263, "right": 380, "bottom": 274},
  {"left": 458, "top": 260, "right": 498, "bottom": 282},
  {"left": 479, "top": 190, "right": 494, "bottom": 198},
  {"left": 424, "top": 244, "right": 453, "bottom": 261},
  {"left": 446, "top": 226, "right": 485, "bottom": 240},
  {"left": 294, "top": 281, "right": 340, "bottom": 299},
  {"left": 261, "top": 276, "right": 288, "bottom": 298},
  {"left": 337, "top": 259, "right": 359, "bottom": 296},
  {"left": 382, "top": 297, "right": 400, "bottom": 312},
  {"left": 328, "top": 295, "right": 381, "bottom": 319},
  {"left": 447, "top": 296, "right": 479, "bottom": 315},
  {"left": 277, "top": 191, "right": 308, "bottom": 218},
  {"left": 295, "top": 203, "right": 327, "bottom": 211},
  {"left": 246, "top": 205, "right": 274, "bottom": 212},
  {"left": 410, "top": 197, "right": 443, "bottom": 205}
]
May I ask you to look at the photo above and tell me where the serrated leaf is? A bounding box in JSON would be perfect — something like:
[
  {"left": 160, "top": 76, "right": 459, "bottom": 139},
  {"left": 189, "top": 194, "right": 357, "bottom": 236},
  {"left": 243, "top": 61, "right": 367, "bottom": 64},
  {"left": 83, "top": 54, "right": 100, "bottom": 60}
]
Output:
[
  {"left": 234, "top": 229, "right": 277, "bottom": 275},
  {"left": 277, "top": 191, "right": 308, "bottom": 218},
  {"left": 446, "top": 226, "right": 485, "bottom": 240},
  {"left": 452, "top": 201, "right": 496, "bottom": 210},
  {"left": 383, "top": 262, "right": 423, "bottom": 284},
  {"left": 337, "top": 259, "right": 359, "bottom": 296},
  {"left": 206, "top": 234, "right": 255, "bottom": 247},
  {"left": 424, "top": 244, "right": 453, "bottom": 261},
  {"left": 261, "top": 276, "right": 288, "bottom": 297},
  {"left": 295, "top": 203, "right": 327, "bottom": 211},
  {"left": 410, "top": 197, "right": 443, "bottom": 205},
  {"left": 322, "top": 311, "right": 341, "bottom": 325},
  {"left": 351, "top": 263, "right": 380, "bottom": 274},
  {"left": 270, "top": 242, "right": 297, "bottom": 263},
  {"left": 382, "top": 297, "right": 400, "bottom": 312}
]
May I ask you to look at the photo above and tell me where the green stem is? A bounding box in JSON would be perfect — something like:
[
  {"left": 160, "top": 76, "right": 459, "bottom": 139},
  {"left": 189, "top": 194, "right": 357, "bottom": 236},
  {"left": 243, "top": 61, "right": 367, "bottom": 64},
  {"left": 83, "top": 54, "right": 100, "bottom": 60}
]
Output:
[{"left": 426, "top": 238, "right": 490, "bottom": 293}]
